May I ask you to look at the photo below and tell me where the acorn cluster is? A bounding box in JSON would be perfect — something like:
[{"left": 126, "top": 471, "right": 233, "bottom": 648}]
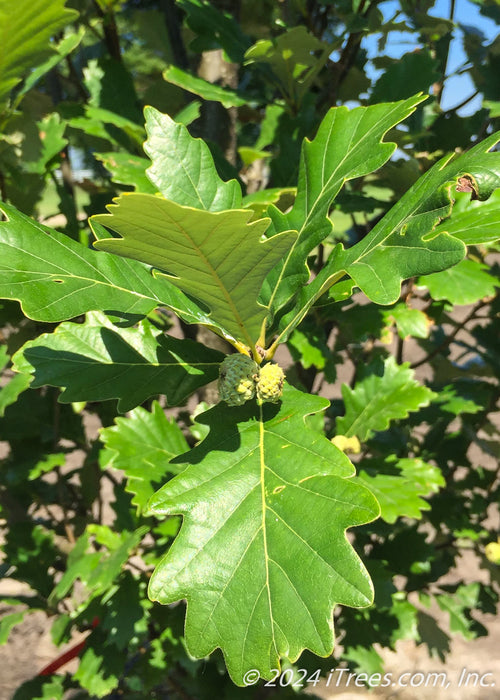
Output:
[{"left": 218, "top": 354, "right": 285, "bottom": 406}]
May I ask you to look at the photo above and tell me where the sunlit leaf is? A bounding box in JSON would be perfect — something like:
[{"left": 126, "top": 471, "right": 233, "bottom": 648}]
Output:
[{"left": 148, "top": 384, "right": 379, "bottom": 685}]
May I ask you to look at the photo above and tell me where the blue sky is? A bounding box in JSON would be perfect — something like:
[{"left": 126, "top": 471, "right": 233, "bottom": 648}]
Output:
[{"left": 363, "top": 0, "right": 499, "bottom": 114}]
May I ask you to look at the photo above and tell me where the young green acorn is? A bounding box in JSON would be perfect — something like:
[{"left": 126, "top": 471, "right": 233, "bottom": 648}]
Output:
[
  {"left": 218, "top": 354, "right": 259, "bottom": 407},
  {"left": 256, "top": 362, "right": 285, "bottom": 403}
]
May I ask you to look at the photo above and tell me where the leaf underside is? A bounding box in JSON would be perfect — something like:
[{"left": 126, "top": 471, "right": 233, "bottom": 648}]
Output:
[
  {"left": 0, "top": 201, "right": 220, "bottom": 332},
  {"left": 93, "top": 194, "right": 296, "bottom": 347}
]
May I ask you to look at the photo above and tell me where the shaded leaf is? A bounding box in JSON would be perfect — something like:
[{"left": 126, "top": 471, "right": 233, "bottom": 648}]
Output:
[
  {"left": 73, "top": 627, "right": 128, "bottom": 697},
  {"left": 417, "top": 258, "right": 497, "bottom": 305},
  {"left": 435, "top": 584, "right": 481, "bottom": 640},
  {"left": 382, "top": 304, "right": 432, "bottom": 339},
  {"left": 0, "top": 611, "right": 27, "bottom": 645},
  {"left": 242, "top": 187, "right": 296, "bottom": 221},
  {"left": 69, "top": 105, "right": 144, "bottom": 147},
  {"left": 358, "top": 458, "right": 444, "bottom": 523},
  {"left": 50, "top": 526, "right": 147, "bottom": 603},
  {"left": 370, "top": 51, "right": 440, "bottom": 103},
  {"left": 11, "top": 675, "right": 65, "bottom": 700},
  {"left": 177, "top": 0, "right": 251, "bottom": 63},
  {"left": 163, "top": 64, "right": 247, "bottom": 108},
  {"left": 94, "top": 152, "right": 157, "bottom": 193},
  {"left": 143, "top": 106, "right": 241, "bottom": 210},
  {"left": 18, "top": 27, "right": 85, "bottom": 99},
  {"left": 24, "top": 113, "right": 67, "bottom": 174},
  {"left": 94, "top": 194, "right": 296, "bottom": 347},
  {"left": 336, "top": 357, "right": 435, "bottom": 441},
  {"left": 100, "top": 401, "right": 189, "bottom": 513},
  {"left": 437, "top": 386, "right": 482, "bottom": 415},
  {"left": 244, "top": 26, "right": 329, "bottom": 106},
  {"left": 13, "top": 312, "right": 224, "bottom": 412},
  {"left": 148, "top": 384, "right": 379, "bottom": 685},
  {"left": 0, "top": 370, "right": 31, "bottom": 417},
  {"left": 0, "top": 0, "right": 78, "bottom": 111}
]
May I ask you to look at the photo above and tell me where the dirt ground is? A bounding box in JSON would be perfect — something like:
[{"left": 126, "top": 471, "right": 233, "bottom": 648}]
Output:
[{"left": 1, "top": 305, "right": 499, "bottom": 699}]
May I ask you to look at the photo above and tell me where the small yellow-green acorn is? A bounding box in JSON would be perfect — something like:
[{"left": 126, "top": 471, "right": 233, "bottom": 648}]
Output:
[
  {"left": 256, "top": 362, "right": 285, "bottom": 403},
  {"left": 218, "top": 354, "right": 259, "bottom": 407}
]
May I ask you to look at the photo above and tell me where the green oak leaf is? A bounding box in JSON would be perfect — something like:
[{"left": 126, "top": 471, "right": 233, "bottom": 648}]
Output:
[
  {"left": 382, "top": 304, "right": 432, "bottom": 339},
  {"left": 0, "top": 200, "right": 222, "bottom": 331},
  {"left": 100, "top": 401, "right": 188, "bottom": 513},
  {"left": 244, "top": 26, "right": 329, "bottom": 107},
  {"left": 50, "top": 526, "right": 147, "bottom": 606},
  {"left": 273, "top": 130, "right": 500, "bottom": 344},
  {"left": 143, "top": 106, "right": 242, "bottom": 210},
  {"left": 435, "top": 584, "right": 481, "bottom": 640},
  {"left": 0, "top": 0, "right": 78, "bottom": 111},
  {"left": 261, "top": 95, "right": 426, "bottom": 320},
  {"left": 147, "top": 383, "right": 379, "bottom": 685},
  {"left": 320, "top": 132, "right": 500, "bottom": 304},
  {"left": 94, "top": 152, "right": 157, "bottom": 193},
  {"left": 0, "top": 345, "right": 30, "bottom": 417},
  {"left": 0, "top": 611, "right": 27, "bottom": 645},
  {"left": 336, "top": 357, "right": 435, "bottom": 441},
  {"left": 162, "top": 65, "right": 247, "bottom": 108},
  {"left": 24, "top": 113, "right": 67, "bottom": 175},
  {"left": 431, "top": 189, "right": 500, "bottom": 245},
  {"left": 437, "top": 387, "right": 482, "bottom": 416},
  {"left": 12, "top": 675, "right": 66, "bottom": 700},
  {"left": 0, "top": 371, "right": 31, "bottom": 417},
  {"left": 13, "top": 312, "right": 224, "bottom": 412},
  {"left": 17, "top": 27, "right": 85, "bottom": 100},
  {"left": 242, "top": 187, "right": 296, "bottom": 221},
  {"left": 369, "top": 50, "right": 439, "bottom": 104},
  {"left": 177, "top": 0, "right": 251, "bottom": 64},
  {"left": 358, "top": 458, "right": 444, "bottom": 523},
  {"left": 93, "top": 194, "right": 296, "bottom": 348},
  {"left": 417, "top": 258, "right": 497, "bottom": 305}
]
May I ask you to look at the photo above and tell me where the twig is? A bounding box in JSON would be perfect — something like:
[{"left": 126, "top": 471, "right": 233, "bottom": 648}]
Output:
[{"left": 410, "top": 299, "right": 488, "bottom": 369}]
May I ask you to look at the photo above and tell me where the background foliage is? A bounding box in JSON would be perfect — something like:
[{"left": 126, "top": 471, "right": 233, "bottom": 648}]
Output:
[{"left": 1, "top": 0, "right": 500, "bottom": 697}]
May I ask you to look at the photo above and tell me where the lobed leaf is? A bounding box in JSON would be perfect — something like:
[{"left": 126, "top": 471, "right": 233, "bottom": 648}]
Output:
[
  {"left": 358, "top": 458, "right": 444, "bottom": 523},
  {"left": 261, "top": 95, "right": 426, "bottom": 321},
  {"left": 95, "top": 152, "right": 157, "bottom": 193},
  {"left": 177, "top": 0, "right": 251, "bottom": 63},
  {"left": 143, "top": 106, "right": 242, "bottom": 211},
  {"left": 431, "top": 189, "right": 500, "bottom": 245},
  {"left": 417, "top": 258, "right": 498, "bottom": 305},
  {"left": 100, "top": 401, "right": 189, "bottom": 513},
  {"left": 148, "top": 384, "right": 379, "bottom": 685},
  {"left": 13, "top": 312, "right": 224, "bottom": 412},
  {"left": 274, "top": 129, "right": 500, "bottom": 345},
  {"left": 244, "top": 26, "right": 330, "bottom": 107},
  {"left": 382, "top": 304, "right": 432, "bottom": 339},
  {"left": 336, "top": 357, "right": 436, "bottom": 441},
  {"left": 322, "top": 131, "right": 500, "bottom": 304},
  {"left": 93, "top": 194, "right": 296, "bottom": 347}
]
